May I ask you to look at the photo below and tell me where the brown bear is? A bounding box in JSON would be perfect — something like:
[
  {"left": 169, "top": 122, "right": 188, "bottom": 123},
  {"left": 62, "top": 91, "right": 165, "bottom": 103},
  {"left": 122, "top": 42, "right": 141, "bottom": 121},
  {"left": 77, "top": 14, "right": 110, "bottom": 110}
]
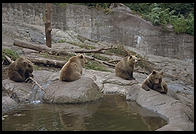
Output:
[
  {"left": 59, "top": 54, "right": 86, "bottom": 82},
  {"left": 141, "top": 70, "right": 168, "bottom": 94},
  {"left": 8, "top": 57, "right": 34, "bottom": 82},
  {"left": 115, "top": 55, "right": 137, "bottom": 80}
]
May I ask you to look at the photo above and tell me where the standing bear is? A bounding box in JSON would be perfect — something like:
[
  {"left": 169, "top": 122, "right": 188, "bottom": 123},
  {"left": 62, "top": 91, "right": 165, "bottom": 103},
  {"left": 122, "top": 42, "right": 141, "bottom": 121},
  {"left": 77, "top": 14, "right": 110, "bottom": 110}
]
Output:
[
  {"left": 59, "top": 54, "right": 86, "bottom": 82},
  {"left": 115, "top": 55, "right": 138, "bottom": 80},
  {"left": 8, "top": 57, "right": 34, "bottom": 82},
  {"left": 141, "top": 70, "right": 168, "bottom": 94}
]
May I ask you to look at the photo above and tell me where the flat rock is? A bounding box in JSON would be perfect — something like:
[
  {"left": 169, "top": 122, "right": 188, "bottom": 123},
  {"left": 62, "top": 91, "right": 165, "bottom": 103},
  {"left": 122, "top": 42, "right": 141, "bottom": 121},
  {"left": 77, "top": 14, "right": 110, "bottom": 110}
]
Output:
[{"left": 42, "top": 77, "right": 103, "bottom": 104}]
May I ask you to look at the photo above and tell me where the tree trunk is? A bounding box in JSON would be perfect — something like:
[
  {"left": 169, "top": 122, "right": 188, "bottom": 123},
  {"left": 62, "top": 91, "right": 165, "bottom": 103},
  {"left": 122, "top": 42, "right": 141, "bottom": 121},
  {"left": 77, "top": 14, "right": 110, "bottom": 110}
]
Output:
[{"left": 45, "top": 3, "right": 52, "bottom": 48}]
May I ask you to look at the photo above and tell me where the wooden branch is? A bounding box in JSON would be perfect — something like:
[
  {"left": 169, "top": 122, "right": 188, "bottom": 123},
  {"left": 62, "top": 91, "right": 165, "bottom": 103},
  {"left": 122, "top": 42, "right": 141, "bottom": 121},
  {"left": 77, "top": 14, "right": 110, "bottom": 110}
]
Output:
[
  {"left": 27, "top": 77, "right": 46, "bottom": 93},
  {"left": 4, "top": 55, "right": 14, "bottom": 64},
  {"left": 13, "top": 39, "right": 115, "bottom": 56},
  {"left": 75, "top": 46, "right": 115, "bottom": 53},
  {"left": 13, "top": 39, "right": 70, "bottom": 56},
  {"left": 26, "top": 57, "right": 65, "bottom": 68},
  {"left": 14, "top": 39, "right": 50, "bottom": 52}
]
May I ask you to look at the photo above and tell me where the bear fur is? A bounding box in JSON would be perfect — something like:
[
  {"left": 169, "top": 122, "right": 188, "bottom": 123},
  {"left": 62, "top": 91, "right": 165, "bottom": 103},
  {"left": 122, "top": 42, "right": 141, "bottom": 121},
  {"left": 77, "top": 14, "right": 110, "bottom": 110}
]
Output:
[
  {"left": 142, "top": 70, "right": 168, "bottom": 94},
  {"left": 8, "top": 57, "right": 34, "bottom": 82},
  {"left": 115, "top": 55, "right": 137, "bottom": 80},
  {"left": 59, "top": 54, "right": 86, "bottom": 82}
]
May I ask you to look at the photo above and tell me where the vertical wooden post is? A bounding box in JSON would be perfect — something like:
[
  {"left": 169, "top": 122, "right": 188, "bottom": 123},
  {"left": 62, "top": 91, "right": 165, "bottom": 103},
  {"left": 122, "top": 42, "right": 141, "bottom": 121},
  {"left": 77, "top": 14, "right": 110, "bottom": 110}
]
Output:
[{"left": 45, "top": 3, "right": 52, "bottom": 48}]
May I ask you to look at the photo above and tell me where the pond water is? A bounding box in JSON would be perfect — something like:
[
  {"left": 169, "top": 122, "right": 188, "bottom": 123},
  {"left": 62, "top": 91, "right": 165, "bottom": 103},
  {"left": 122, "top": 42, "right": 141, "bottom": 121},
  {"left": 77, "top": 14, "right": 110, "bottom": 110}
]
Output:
[{"left": 2, "top": 94, "right": 167, "bottom": 131}]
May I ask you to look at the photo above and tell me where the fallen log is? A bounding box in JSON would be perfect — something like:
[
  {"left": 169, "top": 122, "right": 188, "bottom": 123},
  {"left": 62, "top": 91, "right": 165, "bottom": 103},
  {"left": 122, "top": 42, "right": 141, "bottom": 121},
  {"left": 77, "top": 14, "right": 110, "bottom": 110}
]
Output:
[
  {"left": 13, "top": 39, "right": 70, "bottom": 55},
  {"left": 26, "top": 57, "right": 65, "bottom": 68},
  {"left": 14, "top": 39, "right": 116, "bottom": 55},
  {"left": 74, "top": 46, "right": 115, "bottom": 53},
  {"left": 13, "top": 39, "right": 117, "bottom": 68}
]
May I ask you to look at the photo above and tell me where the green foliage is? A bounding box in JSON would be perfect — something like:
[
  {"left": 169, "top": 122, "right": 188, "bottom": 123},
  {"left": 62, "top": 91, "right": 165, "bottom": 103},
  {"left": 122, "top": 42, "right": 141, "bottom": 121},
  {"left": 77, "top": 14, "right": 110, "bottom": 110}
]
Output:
[
  {"left": 170, "top": 14, "right": 187, "bottom": 34},
  {"left": 124, "top": 3, "right": 194, "bottom": 35},
  {"left": 159, "top": 3, "right": 194, "bottom": 16},
  {"left": 2, "top": 48, "right": 19, "bottom": 63},
  {"left": 58, "top": 39, "right": 66, "bottom": 43},
  {"left": 85, "top": 60, "right": 111, "bottom": 72}
]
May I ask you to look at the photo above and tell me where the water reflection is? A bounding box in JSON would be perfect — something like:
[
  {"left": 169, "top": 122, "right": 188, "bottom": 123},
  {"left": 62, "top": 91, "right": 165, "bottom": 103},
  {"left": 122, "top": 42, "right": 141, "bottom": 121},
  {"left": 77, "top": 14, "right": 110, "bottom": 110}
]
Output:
[{"left": 2, "top": 94, "right": 167, "bottom": 131}]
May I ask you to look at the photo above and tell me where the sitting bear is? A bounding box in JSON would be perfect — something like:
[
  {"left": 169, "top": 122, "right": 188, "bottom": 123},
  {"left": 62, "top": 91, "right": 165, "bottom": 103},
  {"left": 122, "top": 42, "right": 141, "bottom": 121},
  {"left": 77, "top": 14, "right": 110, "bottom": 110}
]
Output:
[
  {"left": 115, "top": 55, "right": 138, "bottom": 80},
  {"left": 141, "top": 70, "right": 168, "bottom": 94},
  {"left": 8, "top": 57, "right": 34, "bottom": 82},
  {"left": 59, "top": 54, "right": 86, "bottom": 82}
]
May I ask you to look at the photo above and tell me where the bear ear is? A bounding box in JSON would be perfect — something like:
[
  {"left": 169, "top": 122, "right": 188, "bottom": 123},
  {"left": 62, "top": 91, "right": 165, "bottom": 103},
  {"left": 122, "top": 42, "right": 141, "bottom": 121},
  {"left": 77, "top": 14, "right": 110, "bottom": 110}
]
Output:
[
  {"left": 79, "top": 54, "right": 84, "bottom": 59},
  {"left": 129, "top": 55, "right": 132, "bottom": 59},
  {"left": 152, "top": 70, "right": 157, "bottom": 74}
]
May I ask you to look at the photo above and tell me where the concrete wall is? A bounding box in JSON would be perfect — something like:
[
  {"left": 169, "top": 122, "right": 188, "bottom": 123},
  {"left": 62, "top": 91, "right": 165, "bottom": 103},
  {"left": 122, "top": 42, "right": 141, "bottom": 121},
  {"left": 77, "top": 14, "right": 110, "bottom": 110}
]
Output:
[{"left": 2, "top": 3, "right": 194, "bottom": 61}]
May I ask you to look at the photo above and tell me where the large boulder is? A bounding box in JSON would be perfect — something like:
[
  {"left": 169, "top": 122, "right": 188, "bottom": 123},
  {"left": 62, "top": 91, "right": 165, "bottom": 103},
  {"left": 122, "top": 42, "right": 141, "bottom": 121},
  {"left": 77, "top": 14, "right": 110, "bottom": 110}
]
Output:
[
  {"left": 42, "top": 77, "right": 103, "bottom": 104},
  {"left": 2, "top": 70, "right": 103, "bottom": 106},
  {"left": 126, "top": 86, "right": 194, "bottom": 131}
]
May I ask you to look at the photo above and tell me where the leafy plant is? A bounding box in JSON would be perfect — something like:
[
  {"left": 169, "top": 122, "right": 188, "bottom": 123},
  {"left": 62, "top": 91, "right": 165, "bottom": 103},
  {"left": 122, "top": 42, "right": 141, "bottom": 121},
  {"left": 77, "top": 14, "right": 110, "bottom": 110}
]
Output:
[{"left": 2, "top": 48, "right": 19, "bottom": 64}]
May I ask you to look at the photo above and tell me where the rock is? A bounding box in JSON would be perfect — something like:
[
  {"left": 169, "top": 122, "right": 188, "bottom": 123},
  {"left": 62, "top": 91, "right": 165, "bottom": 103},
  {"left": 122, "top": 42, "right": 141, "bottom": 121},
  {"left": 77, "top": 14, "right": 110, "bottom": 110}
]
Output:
[
  {"left": 133, "top": 88, "right": 194, "bottom": 131},
  {"left": 43, "top": 77, "right": 103, "bottom": 104},
  {"left": 102, "top": 74, "right": 138, "bottom": 95},
  {"left": 2, "top": 96, "right": 18, "bottom": 114},
  {"left": 126, "top": 84, "right": 141, "bottom": 101},
  {"left": 2, "top": 79, "right": 33, "bottom": 103},
  {"left": 2, "top": 70, "right": 103, "bottom": 112}
]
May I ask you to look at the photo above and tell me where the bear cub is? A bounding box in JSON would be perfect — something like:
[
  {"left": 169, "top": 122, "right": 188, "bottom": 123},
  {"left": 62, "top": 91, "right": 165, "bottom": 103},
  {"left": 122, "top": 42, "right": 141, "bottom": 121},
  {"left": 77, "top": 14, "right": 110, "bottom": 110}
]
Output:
[
  {"left": 142, "top": 70, "right": 168, "bottom": 94},
  {"left": 8, "top": 57, "right": 34, "bottom": 82},
  {"left": 115, "top": 55, "right": 137, "bottom": 80},
  {"left": 59, "top": 54, "right": 86, "bottom": 82}
]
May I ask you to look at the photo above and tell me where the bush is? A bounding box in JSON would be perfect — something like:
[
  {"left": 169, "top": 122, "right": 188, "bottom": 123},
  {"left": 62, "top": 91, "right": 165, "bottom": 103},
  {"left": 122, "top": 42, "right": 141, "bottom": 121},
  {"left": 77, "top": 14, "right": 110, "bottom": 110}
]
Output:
[
  {"left": 2, "top": 48, "right": 19, "bottom": 64},
  {"left": 124, "top": 3, "right": 194, "bottom": 35}
]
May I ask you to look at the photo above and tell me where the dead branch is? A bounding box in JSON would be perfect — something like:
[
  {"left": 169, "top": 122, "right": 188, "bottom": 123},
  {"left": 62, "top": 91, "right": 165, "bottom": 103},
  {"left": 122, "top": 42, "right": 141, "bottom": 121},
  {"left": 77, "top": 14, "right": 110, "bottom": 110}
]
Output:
[
  {"left": 74, "top": 46, "right": 115, "bottom": 53},
  {"left": 13, "top": 39, "right": 116, "bottom": 68},
  {"left": 27, "top": 77, "right": 46, "bottom": 93},
  {"left": 4, "top": 55, "right": 14, "bottom": 64},
  {"left": 13, "top": 39, "right": 70, "bottom": 56}
]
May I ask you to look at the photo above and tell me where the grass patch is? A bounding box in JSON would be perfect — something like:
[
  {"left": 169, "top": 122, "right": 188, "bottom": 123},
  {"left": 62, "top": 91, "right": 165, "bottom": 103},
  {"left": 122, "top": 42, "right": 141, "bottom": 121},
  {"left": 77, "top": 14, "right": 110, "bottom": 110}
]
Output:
[
  {"left": 58, "top": 39, "right": 66, "bottom": 43},
  {"left": 2, "top": 48, "right": 19, "bottom": 64},
  {"left": 85, "top": 60, "right": 111, "bottom": 72},
  {"left": 90, "top": 53, "right": 111, "bottom": 61}
]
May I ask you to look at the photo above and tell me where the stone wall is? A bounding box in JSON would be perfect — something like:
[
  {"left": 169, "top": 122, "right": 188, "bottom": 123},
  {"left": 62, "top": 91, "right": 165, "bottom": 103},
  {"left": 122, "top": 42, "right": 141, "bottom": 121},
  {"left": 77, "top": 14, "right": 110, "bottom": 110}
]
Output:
[{"left": 2, "top": 3, "right": 194, "bottom": 61}]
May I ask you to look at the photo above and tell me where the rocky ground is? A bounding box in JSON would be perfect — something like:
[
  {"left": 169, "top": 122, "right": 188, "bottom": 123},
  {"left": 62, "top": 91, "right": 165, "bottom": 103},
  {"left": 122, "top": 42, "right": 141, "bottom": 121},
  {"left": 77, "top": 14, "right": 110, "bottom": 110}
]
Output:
[{"left": 2, "top": 22, "right": 194, "bottom": 131}]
